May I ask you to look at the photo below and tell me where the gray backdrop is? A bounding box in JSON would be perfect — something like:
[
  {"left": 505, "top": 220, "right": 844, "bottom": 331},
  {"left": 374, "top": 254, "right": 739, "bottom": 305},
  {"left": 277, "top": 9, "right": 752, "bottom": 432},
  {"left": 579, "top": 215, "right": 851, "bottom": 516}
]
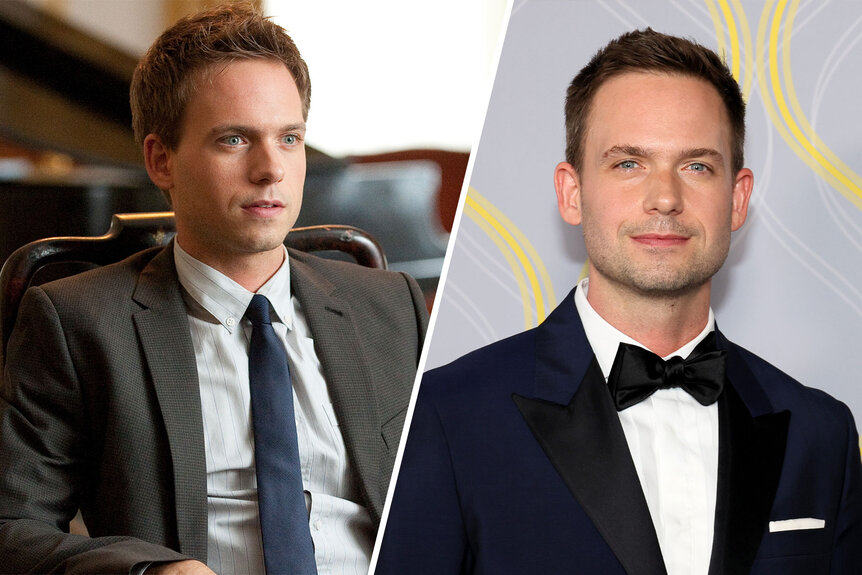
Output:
[{"left": 425, "top": 0, "right": 862, "bottom": 428}]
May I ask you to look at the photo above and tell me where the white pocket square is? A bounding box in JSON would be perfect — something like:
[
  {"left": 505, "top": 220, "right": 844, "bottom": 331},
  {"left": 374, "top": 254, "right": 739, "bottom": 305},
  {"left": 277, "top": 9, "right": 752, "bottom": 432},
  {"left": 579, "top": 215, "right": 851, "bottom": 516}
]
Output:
[{"left": 769, "top": 518, "right": 826, "bottom": 532}]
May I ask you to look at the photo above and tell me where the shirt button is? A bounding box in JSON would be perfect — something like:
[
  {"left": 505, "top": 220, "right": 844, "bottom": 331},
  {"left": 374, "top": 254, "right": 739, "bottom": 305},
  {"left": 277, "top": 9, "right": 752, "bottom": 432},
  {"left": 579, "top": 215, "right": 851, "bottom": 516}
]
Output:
[
  {"left": 226, "top": 317, "right": 236, "bottom": 327},
  {"left": 313, "top": 519, "right": 322, "bottom": 531}
]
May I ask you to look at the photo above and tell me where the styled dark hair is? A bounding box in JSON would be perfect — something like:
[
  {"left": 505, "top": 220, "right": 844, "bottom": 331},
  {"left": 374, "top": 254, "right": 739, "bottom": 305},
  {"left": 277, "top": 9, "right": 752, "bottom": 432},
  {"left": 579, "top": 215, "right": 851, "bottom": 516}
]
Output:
[
  {"left": 130, "top": 2, "right": 310, "bottom": 149},
  {"left": 565, "top": 28, "right": 745, "bottom": 173}
]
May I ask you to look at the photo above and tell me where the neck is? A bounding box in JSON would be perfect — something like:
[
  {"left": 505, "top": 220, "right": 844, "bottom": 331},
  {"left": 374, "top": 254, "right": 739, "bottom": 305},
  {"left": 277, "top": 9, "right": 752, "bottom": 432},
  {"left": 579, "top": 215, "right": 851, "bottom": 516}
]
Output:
[
  {"left": 176, "top": 238, "right": 284, "bottom": 293},
  {"left": 586, "top": 273, "right": 712, "bottom": 357}
]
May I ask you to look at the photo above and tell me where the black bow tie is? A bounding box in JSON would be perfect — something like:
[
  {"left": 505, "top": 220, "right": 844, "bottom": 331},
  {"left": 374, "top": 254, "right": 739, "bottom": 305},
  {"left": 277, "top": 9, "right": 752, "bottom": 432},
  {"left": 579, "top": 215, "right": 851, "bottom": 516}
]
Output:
[{"left": 607, "top": 333, "right": 726, "bottom": 411}]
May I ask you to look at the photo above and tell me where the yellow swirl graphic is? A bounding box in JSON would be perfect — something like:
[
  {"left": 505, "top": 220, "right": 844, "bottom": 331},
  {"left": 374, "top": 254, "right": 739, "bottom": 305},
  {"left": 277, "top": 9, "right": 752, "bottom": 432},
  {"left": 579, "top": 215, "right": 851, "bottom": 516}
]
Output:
[
  {"left": 756, "top": 0, "right": 862, "bottom": 210},
  {"left": 706, "top": 0, "right": 727, "bottom": 70},
  {"left": 729, "top": 0, "right": 754, "bottom": 101},
  {"left": 706, "top": 0, "right": 754, "bottom": 101},
  {"left": 464, "top": 188, "right": 556, "bottom": 328},
  {"left": 464, "top": 201, "right": 533, "bottom": 328}
]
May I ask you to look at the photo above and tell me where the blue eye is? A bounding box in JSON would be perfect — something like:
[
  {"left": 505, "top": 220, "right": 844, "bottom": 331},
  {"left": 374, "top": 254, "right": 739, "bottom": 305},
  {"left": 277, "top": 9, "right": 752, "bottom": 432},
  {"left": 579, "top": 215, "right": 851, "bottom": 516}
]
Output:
[
  {"left": 618, "top": 160, "right": 638, "bottom": 170},
  {"left": 283, "top": 134, "right": 297, "bottom": 145},
  {"left": 224, "top": 135, "right": 242, "bottom": 146},
  {"left": 688, "top": 162, "right": 708, "bottom": 172}
]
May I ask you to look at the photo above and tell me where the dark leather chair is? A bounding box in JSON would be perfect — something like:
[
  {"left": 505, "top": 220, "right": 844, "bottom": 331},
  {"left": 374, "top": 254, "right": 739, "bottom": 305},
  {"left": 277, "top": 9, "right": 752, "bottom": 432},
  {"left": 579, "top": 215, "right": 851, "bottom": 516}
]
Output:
[{"left": 0, "top": 212, "right": 387, "bottom": 366}]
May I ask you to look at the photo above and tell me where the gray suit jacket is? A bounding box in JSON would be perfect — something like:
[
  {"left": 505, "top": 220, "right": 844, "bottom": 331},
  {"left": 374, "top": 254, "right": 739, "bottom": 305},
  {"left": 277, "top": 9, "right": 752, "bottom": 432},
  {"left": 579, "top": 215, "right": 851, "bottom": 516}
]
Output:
[{"left": 0, "top": 243, "right": 428, "bottom": 574}]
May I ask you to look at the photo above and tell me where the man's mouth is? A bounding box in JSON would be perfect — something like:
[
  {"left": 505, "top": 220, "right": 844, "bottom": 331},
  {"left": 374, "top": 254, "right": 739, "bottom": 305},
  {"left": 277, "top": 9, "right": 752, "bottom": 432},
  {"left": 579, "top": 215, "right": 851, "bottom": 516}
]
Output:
[
  {"left": 243, "top": 200, "right": 284, "bottom": 216},
  {"left": 630, "top": 233, "right": 689, "bottom": 247},
  {"left": 247, "top": 200, "right": 283, "bottom": 208}
]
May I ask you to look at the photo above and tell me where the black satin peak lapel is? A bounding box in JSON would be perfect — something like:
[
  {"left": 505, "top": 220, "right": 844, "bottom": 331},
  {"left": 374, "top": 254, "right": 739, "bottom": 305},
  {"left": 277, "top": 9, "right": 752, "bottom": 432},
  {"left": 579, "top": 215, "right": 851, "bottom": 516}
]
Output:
[
  {"left": 709, "top": 382, "right": 789, "bottom": 574},
  {"left": 513, "top": 359, "right": 667, "bottom": 575}
]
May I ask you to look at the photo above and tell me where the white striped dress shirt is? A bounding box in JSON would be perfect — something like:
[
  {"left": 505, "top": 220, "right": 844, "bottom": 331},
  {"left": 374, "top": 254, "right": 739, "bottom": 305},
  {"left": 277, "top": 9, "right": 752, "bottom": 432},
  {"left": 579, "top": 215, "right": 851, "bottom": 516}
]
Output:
[
  {"left": 174, "top": 242, "right": 373, "bottom": 575},
  {"left": 574, "top": 277, "right": 719, "bottom": 575}
]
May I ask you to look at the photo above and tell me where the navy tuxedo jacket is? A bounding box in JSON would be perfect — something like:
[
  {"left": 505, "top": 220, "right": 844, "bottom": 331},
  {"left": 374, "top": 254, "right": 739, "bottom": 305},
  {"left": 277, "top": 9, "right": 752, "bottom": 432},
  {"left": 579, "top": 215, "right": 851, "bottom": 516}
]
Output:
[{"left": 377, "top": 289, "right": 862, "bottom": 574}]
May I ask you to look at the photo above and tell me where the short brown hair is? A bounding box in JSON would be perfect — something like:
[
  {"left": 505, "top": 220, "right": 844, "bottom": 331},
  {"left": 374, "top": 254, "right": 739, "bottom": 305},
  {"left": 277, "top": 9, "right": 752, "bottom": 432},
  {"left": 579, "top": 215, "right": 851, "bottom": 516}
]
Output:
[
  {"left": 565, "top": 28, "right": 745, "bottom": 174},
  {"left": 130, "top": 2, "right": 310, "bottom": 149}
]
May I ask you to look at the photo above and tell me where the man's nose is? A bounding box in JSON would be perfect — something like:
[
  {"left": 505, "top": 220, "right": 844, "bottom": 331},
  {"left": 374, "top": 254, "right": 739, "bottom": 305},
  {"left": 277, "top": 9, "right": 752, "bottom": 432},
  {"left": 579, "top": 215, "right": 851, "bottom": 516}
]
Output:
[
  {"left": 643, "top": 168, "right": 683, "bottom": 215},
  {"left": 249, "top": 141, "right": 285, "bottom": 184}
]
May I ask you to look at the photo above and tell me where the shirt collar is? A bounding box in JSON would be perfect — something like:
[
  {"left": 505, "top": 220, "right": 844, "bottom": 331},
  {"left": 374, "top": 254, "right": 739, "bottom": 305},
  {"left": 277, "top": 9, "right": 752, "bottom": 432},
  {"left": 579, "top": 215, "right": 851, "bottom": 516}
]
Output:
[
  {"left": 573, "top": 277, "right": 715, "bottom": 380},
  {"left": 173, "top": 242, "right": 294, "bottom": 333}
]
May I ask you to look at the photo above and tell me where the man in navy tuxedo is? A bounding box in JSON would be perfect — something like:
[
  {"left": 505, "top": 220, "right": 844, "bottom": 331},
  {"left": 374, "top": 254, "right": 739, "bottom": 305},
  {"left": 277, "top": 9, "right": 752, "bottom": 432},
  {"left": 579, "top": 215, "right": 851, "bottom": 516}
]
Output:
[{"left": 376, "top": 29, "right": 862, "bottom": 574}]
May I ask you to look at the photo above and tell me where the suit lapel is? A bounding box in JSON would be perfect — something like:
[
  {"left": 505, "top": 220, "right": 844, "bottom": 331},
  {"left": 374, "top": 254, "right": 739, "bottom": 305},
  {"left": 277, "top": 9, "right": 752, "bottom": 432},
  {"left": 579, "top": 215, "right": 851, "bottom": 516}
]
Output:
[
  {"left": 289, "top": 253, "right": 383, "bottom": 523},
  {"left": 511, "top": 301, "right": 791, "bottom": 574},
  {"left": 513, "top": 292, "right": 666, "bottom": 575},
  {"left": 709, "top": 334, "right": 790, "bottom": 574},
  {"left": 132, "top": 244, "right": 208, "bottom": 561}
]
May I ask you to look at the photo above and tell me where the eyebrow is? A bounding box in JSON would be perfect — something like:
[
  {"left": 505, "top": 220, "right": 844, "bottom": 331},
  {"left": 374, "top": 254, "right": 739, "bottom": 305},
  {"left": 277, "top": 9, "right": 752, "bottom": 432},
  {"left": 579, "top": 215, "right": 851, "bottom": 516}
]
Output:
[
  {"left": 602, "top": 145, "right": 724, "bottom": 163},
  {"left": 208, "top": 122, "right": 307, "bottom": 138},
  {"left": 602, "top": 145, "right": 650, "bottom": 160},
  {"left": 680, "top": 148, "right": 724, "bottom": 162}
]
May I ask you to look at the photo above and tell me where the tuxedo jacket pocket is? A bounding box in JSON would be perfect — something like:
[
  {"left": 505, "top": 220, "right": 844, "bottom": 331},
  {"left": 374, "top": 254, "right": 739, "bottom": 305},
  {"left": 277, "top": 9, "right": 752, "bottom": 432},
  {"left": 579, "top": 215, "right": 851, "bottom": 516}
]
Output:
[
  {"left": 769, "top": 517, "right": 825, "bottom": 532},
  {"left": 755, "top": 520, "right": 830, "bottom": 560}
]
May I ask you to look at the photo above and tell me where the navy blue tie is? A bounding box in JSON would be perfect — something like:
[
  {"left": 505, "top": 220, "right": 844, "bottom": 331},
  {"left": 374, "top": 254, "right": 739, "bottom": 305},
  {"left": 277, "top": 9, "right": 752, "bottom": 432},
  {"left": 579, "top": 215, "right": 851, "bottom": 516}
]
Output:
[{"left": 245, "top": 294, "right": 317, "bottom": 574}]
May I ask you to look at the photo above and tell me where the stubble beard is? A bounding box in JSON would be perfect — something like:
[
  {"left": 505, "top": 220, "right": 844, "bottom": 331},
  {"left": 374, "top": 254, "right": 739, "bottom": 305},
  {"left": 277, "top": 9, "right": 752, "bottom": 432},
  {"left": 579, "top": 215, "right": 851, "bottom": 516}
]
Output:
[{"left": 582, "top": 217, "right": 730, "bottom": 299}]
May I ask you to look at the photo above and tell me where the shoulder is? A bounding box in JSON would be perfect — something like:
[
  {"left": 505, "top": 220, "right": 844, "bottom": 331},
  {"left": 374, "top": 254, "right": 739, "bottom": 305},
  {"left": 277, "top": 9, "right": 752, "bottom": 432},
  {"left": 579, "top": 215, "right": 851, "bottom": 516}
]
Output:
[
  {"left": 8, "top": 246, "right": 174, "bottom": 373},
  {"left": 288, "top": 248, "right": 423, "bottom": 307},
  {"left": 420, "top": 328, "right": 538, "bottom": 403},
  {"left": 289, "top": 248, "right": 408, "bottom": 285},
  {"left": 16, "top": 245, "right": 174, "bottom": 336},
  {"left": 35, "top": 245, "right": 167, "bottom": 304},
  {"left": 727, "top": 339, "right": 856, "bottom": 427}
]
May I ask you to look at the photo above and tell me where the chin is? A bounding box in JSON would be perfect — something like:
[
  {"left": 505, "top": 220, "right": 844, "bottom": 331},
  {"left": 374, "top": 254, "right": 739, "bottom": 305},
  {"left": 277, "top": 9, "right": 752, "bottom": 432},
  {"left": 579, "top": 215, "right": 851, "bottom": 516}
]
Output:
[
  {"left": 236, "top": 234, "right": 289, "bottom": 255},
  {"left": 592, "top": 257, "right": 720, "bottom": 298},
  {"left": 628, "top": 265, "right": 720, "bottom": 296},
  {"left": 631, "top": 278, "right": 707, "bottom": 297}
]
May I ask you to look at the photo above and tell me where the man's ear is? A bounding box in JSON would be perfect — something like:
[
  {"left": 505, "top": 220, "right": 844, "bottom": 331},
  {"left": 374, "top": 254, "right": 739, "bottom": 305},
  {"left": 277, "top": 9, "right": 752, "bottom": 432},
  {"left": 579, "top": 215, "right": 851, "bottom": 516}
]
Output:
[
  {"left": 143, "top": 134, "right": 174, "bottom": 192},
  {"left": 554, "top": 161, "right": 582, "bottom": 226},
  {"left": 730, "top": 167, "right": 753, "bottom": 231}
]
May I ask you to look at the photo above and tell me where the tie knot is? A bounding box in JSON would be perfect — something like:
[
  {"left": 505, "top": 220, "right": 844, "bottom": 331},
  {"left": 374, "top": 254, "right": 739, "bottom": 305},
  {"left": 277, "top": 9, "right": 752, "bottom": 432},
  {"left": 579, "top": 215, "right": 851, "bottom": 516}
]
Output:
[
  {"left": 662, "top": 355, "right": 686, "bottom": 388},
  {"left": 245, "top": 294, "right": 273, "bottom": 326}
]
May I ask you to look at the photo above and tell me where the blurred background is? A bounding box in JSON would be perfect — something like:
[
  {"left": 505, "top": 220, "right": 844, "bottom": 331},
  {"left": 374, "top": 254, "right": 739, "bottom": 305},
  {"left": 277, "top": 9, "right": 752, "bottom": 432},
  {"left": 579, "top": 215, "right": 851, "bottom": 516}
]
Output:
[{"left": 0, "top": 0, "right": 508, "bottom": 307}]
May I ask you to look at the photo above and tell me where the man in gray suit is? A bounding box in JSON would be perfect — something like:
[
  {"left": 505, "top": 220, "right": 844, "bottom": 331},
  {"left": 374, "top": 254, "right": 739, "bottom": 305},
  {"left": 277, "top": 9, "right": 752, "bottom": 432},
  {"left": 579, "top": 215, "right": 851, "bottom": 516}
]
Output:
[{"left": 0, "top": 4, "right": 427, "bottom": 575}]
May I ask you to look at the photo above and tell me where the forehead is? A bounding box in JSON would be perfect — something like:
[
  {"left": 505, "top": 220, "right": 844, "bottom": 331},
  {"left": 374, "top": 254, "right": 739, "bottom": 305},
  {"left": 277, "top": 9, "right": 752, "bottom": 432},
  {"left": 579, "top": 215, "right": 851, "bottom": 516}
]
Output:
[
  {"left": 584, "top": 72, "right": 731, "bottom": 155},
  {"left": 181, "top": 59, "right": 302, "bottom": 127}
]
